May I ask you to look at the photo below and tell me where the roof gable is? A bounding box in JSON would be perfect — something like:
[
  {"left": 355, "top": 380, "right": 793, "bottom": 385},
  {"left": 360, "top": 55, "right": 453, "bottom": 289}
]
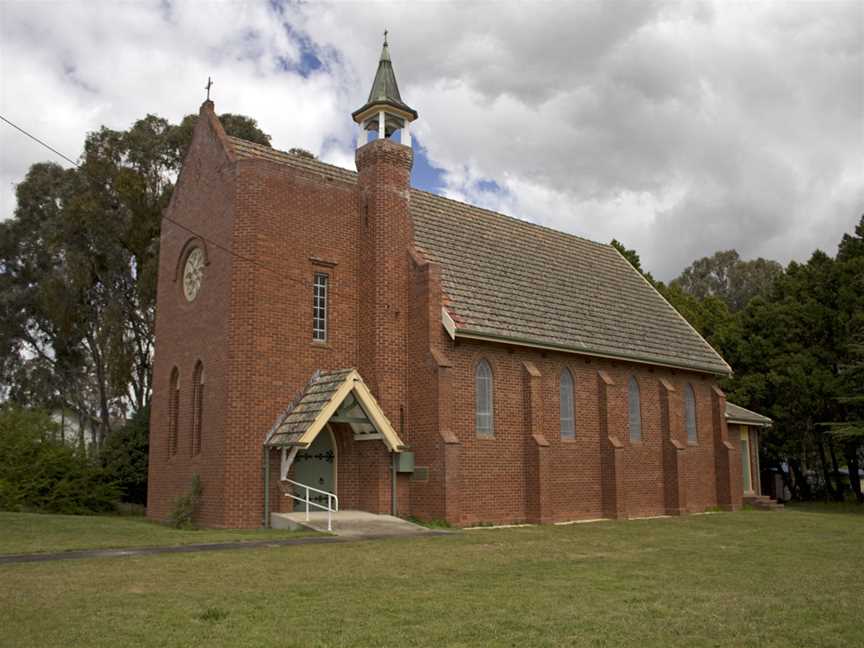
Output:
[{"left": 265, "top": 369, "right": 406, "bottom": 451}]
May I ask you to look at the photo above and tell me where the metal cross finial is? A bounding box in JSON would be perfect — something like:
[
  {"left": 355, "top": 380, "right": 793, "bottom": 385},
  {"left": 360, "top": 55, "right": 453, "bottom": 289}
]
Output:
[
  {"left": 205, "top": 77, "right": 213, "bottom": 101},
  {"left": 383, "top": 29, "right": 388, "bottom": 46}
]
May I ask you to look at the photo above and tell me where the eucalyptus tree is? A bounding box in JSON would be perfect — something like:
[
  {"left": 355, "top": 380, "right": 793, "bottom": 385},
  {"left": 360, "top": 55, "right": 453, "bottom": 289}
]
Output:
[{"left": 0, "top": 112, "right": 270, "bottom": 448}]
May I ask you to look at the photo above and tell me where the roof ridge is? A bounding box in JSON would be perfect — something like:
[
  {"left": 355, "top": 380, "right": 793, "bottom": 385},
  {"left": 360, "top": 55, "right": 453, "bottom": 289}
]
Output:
[{"left": 410, "top": 187, "right": 612, "bottom": 251}]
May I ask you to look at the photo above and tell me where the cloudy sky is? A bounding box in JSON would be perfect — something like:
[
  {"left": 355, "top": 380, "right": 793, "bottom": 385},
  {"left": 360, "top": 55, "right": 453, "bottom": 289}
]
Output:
[{"left": 1, "top": 1, "right": 861, "bottom": 279}]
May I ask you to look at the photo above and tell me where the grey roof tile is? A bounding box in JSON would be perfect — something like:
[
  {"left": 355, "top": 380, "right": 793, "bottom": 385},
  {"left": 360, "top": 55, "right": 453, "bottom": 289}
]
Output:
[
  {"left": 410, "top": 190, "right": 731, "bottom": 375},
  {"left": 726, "top": 402, "right": 772, "bottom": 426}
]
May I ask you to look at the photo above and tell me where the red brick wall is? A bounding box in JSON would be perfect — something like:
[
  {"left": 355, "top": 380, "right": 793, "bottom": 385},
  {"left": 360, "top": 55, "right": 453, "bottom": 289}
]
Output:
[
  {"left": 217, "top": 139, "right": 410, "bottom": 526},
  {"left": 221, "top": 154, "right": 367, "bottom": 527},
  {"left": 147, "top": 102, "right": 235, "bottom": 526},
  {"left": 405, "top": 336, "right": 739, "bottom": 526}
]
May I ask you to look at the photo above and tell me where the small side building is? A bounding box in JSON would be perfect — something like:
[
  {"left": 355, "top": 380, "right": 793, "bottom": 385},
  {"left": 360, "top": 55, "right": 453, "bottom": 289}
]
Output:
[{"left": 725, "top": 402, "right": 774, "bottom": 505}]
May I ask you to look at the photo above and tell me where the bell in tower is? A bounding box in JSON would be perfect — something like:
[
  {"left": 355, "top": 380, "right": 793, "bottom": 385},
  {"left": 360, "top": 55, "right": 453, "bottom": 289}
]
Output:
[{"left": 352, "top": 31, "right": 418, "bottom": 147}]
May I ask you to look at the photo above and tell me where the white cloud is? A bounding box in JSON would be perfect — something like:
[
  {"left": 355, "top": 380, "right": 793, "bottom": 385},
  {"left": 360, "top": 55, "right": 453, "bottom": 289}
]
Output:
[
  {"left": 0, "top": 0, "right": 346, "bottom": 220},
  {"left": 2, "top": 0, "right": 862, "bottom": 279}
]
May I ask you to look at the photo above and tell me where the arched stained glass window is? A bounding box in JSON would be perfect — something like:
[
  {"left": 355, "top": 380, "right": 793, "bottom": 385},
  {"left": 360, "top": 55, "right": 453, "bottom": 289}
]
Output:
[
  {"left": 628, "top": 376, "right": 642, "bottom": 443},
  {"left": 475, "top": 360, "right": 494, "bottom": 437},
  {"left": 191, "top": 361, "right": 205, "bottom": 455},
  {"left": 169, "top": 367, "right": 179, "bottom": 457},
  {"left": 685, "top": 384, "right": 698, "bottom": 445},
  {"left": 560, "top": 369, "right": 575, "bottom": 439}
]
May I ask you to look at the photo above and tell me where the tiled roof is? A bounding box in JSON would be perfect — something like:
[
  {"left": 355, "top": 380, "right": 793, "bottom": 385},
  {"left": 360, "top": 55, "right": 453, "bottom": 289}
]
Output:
[
  {"left": 266, "top": 369, "right": 354, "bottom": 446},
  {"left": 228, "top": 137, "right": 358, "bottom": 184},
  {"left": 410, "top": 191, "right": 731, "bottom": 374},
  {"left": 227, "top": 137, "right": 731, "bottom": 375},
  {"left": 726, "top": 402, "right": 772, "bottom": 427}
]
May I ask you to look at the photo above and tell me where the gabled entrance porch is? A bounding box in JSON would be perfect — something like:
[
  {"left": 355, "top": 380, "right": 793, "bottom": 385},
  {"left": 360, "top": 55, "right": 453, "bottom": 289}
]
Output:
[{"left": 263, "top": 369, "right": 407, "bottom": 529}]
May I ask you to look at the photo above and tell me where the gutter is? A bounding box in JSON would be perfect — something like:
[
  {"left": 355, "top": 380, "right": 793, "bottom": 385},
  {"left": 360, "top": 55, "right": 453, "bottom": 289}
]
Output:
[{"left": 726, "top": 418, "right": 772, "bottom": 428}]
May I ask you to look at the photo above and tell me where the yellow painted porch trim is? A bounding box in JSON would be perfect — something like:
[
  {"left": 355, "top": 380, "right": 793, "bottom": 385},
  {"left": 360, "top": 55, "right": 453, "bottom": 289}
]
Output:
[{"left": 294, "top": 370, "right": 406, "bottom": 452}]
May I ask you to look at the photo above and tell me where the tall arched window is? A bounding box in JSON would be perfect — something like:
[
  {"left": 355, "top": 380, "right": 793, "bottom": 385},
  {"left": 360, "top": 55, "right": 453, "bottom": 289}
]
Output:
[
  {"left": 628, "top": 376, "right": 642, "bottom": 443},
  {"left": 191, "top": 361, "right": 204, "bottom": 456},
  {"left": 475, "top": 359, "right": 494, "bottom": 437},
  {"left": 168, "top": 367, "right": 179, "bottom": 457},
  {"left": 560, "top": 369, "right": 575, "bottom": 439},
  {"left": 685, "top": 384, "right": 698, "bottom": 445}
]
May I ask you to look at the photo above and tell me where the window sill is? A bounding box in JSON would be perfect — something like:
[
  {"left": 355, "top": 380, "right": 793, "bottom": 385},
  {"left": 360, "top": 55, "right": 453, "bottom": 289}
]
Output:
[
  {"left": 560, "top": 437, "right": 578, "bottom": 443},
  {"left": 311, "top": 341, "right": 332, "bottom": 350}
]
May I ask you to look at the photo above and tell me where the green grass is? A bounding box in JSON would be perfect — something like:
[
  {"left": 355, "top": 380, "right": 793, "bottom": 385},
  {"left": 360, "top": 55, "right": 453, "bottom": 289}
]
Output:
[
  {"left": 785, "top": 500, "right": 864, "bottom": 515},
  {"left": 2, "top": 506, "right": 863, "bottom": 647},
  {"left": 0, "top": 511, "right": 317, "bottom": 555}
]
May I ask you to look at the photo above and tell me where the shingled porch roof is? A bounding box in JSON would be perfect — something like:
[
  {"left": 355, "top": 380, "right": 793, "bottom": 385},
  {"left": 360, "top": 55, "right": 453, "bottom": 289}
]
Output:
[
  {"left": 265, "top": 368, "right": 406, "bottom": 451},
  {"left": 227, "top": 136, "right": 731, "bottom": 376}
]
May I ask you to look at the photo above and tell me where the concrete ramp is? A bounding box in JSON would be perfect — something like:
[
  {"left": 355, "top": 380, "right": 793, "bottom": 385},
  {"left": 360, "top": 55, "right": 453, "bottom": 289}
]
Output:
[{"left": 271, "top": 510, "right": 437, "bottom": 538}]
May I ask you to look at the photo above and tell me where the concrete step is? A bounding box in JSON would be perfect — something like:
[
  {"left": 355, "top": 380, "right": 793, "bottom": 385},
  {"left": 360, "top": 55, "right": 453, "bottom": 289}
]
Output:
[
  {"left": 745, "top": 495, "right": 784, "bottom": 511},
  {"left": 271, "top": 510, "right": 440, "bottom": 537}
]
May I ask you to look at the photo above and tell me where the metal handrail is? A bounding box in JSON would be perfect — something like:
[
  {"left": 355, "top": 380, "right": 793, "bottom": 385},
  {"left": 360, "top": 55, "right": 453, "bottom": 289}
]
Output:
[{"left": 283, "top": 479, "right": 339, "bottom": 531}]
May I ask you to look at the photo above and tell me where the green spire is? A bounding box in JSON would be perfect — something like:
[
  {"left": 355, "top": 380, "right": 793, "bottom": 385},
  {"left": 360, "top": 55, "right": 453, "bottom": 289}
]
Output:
[{"left": 352, "top": 31, "right": 418, "bottom": 124}]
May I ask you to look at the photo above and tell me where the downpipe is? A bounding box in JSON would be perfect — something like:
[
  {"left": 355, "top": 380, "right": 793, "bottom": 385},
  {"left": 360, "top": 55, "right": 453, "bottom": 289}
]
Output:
[{"left": 391, "top": 451, "right": 397, "bottom": 516}]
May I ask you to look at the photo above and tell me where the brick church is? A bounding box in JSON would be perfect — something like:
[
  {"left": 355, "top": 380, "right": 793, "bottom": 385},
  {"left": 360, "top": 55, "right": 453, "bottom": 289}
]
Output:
[{"left": 147, "top": 37, "right": 756, "bottom": 528}]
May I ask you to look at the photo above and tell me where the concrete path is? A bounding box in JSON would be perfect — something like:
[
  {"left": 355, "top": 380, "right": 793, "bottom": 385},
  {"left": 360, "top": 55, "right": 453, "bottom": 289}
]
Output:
[
  {"left": 0, "top": 526, "right": 452, "bottom": 565},
  {"left": 270, "top": 510, "right": 439, "bottom": 538}
]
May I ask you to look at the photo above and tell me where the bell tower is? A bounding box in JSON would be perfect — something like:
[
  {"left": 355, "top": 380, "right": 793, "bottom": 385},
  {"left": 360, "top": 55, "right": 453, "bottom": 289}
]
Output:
[
  {"left": 351, "top": 32, "right": 418, "bottom": 147},
  {"left": 352, "top": 34, "right": 416, "bottom": 487}
]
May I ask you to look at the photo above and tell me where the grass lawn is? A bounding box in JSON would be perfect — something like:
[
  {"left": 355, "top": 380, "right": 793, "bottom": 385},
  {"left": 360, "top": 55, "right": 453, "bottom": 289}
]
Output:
[
  {"left": 2, "top": 506, "right": 862, "bottom": 648},
  {"left": 0, "top": 512, "right": 317, "bottom": 555}
]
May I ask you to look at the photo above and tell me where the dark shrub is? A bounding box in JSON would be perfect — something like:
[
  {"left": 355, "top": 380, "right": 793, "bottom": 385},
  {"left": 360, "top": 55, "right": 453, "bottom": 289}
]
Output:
[
  {"left": 0, "top": 407, "right": 119, "bottom": 513},
  {"left": 101, "top": 406, "right": 149, "bottom": 505}
]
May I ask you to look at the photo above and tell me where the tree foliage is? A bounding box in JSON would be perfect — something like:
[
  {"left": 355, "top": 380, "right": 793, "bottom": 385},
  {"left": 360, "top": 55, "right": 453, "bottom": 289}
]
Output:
[
  {"left": 0, "top": 112, "right": 270, "bottom": 456},
  {"left": 615, "top": 217, "right": 863, "bottom": 503},
  {"left": 672, "top": 249, "right": 783, "bottom": 311},
  {"left": 100, "top": 405, "right": 150, "bottom": 505},
  {"left": 0, "top": 406, "right": 120, "bottom": 513}
]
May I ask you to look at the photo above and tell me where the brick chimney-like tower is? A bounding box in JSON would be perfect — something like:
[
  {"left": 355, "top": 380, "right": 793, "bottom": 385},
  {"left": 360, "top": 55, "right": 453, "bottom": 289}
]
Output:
[{"left": 352, "top": 34, "right": 417, "bottom": 434}]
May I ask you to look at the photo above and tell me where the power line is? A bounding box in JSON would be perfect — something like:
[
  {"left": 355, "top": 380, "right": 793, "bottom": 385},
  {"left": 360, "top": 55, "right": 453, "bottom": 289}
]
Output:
[
  {"left": 0, "top": 114, "right": 81, "bottom": 167},
  {"left": 2, "top": 113, "right": 356, "bottom": 294},
  {"left": 161, "top": 213, "right": 315, "bottom": 289}
]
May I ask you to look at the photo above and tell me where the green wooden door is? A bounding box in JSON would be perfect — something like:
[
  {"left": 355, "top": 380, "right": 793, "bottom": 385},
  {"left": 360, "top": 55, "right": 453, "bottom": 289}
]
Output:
[{"left": 292, "top": 431, "right": 335, "bottom": 511}]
